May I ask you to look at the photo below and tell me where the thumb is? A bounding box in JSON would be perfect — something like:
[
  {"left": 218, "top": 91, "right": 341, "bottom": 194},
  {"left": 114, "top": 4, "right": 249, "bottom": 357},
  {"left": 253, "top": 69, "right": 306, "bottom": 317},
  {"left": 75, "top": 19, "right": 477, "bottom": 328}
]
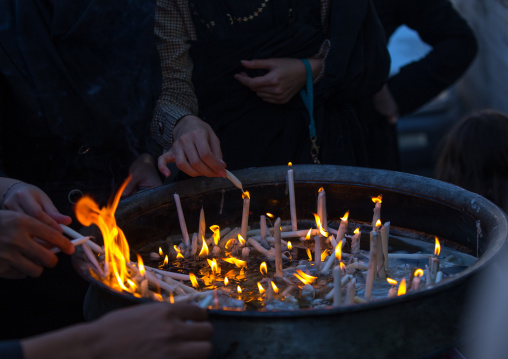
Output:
[{"left": 241, "top": 59, "right": 273, "bottom": 70}]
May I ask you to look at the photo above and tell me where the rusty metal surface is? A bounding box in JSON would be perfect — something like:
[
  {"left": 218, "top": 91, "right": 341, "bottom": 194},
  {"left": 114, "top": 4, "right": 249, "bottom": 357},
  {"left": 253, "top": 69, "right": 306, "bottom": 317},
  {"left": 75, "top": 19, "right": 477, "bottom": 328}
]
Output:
[{"left": 75, "top": 165, "right": 508, "bottom": 359}]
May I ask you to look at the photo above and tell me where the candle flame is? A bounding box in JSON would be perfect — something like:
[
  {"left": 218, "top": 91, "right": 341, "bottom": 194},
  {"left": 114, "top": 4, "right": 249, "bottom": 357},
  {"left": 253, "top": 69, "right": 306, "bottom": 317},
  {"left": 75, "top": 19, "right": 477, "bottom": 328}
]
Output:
[
  {"left": 260, "top": 262, "right": 267, "bottom": 275},
  {"left": 293, "top": 269, "right": 317, "bottom": 285},
  {"left": 242, "top": 191, "right": 250, "bottom": 200},
  {"left": 341, "top": 211, "right": 349, "bottom": 221},
  {"left": 287, "top": 241, "right": 292, "bottom": 250},
  {"left": 340, "top": 262, "right": 346, "bottom": 270},
  {"left": 159, "top": 247, "right": 163, "bottom": 256},
  {"left": 321, "top": 249, "right": 330, "bottom": 261},
  {"left": 236, "top": 285, "right": 242, "bottom": 294},
  {"left": 387, "top": 278, "right": 397, "bottom": 286},
  {"left": 223, "top": 257, "right": 247, "bottom": 268},
  {"left": 237, "top": 234, "right": 246, "bottom": 246},
  {"left": 372, "top": 194, "right": 383, "bottom": 204},
  {"left": 335, "top": 242, "right": 342, "bottom": 261},
  {"left": 174, "top": 245, "right": 184, "bottom": 259},
  {"left": 376, "top": 219, "right": 382, "bottom": 228},
  {"left": 224, "top": 277, "right": 229, "bottom": 286},
  {"left": 75, "top": 176, "right": 132, "bottom": 292},
  {"left": 207, "top": 258, "right": 220, "bottom": 274},
  {"left": 169, "top": 292, "right": 174, "bottom": 304},
  {"left": 318, "top": 187, "right": 324, "bottom": 193},
  {"left": 306, "top": 248, "right": 312, "bottom": 261},
  {"left": 313, "top": 213, "right": 328, "bottom": 237},
  {"left": 271, "top": 282, "right": 279, "bottom": 293},
  {"left": 257, "top": 282, "right": 265, "bottom": 294},
  {"left": 210, "top": 225, "right": 220, "bottom": 246},
  {"left": 136, "top": 254, "right": 145, "bottom": 276},
  {"left": 288, "top": 162, "right": 292, "bottom": 167},
  {"left": 189, "top": 272, "right": 199, "bottom": 289},
  {"left": 305, "top": 228, "right": 312, "bottom": 240},
  {"left": 225, "top": 238, "right": 235, "bottom": 250},
  {"left": 414, "top": 268, "right": 424, "bottom": 277},
  {"left": 354, "top": 228, "right": 360, "bottom": 234},
  {"left": 198, "top": 237, "right": 209, "bottom": 257},
  {"left": 163, "top": 255, "right": 169, "bottom": 266},
  {"left": 266, "top": 213, "right": 274, "bottom": 218},
  {"left": 434, "top": 237, "right": 441, "bottom": 256},
  {"left": 398, "top": 278, "right": 407, "bottom": 296}
]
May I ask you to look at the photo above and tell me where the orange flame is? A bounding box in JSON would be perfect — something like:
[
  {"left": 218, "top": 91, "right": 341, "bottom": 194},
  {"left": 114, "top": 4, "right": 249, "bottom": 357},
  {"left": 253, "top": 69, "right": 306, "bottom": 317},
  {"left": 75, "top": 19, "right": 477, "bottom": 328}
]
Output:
[
  {"left": 158, "top": 247, "right": 163, "bottom": 256},
  {"left": 163, "top": 255, "right": 169, "bottom": 266},
  {"left": 225, "top": 238, "right": 235, "bottom": 250},
  {"left": 313, "top": 213, "right": 328, "bottom": 237},
  {"left": 169, "top": 292, "right": 174, "bottom": 304},
  {"left": 293, "top": 269, "right": 317, "bottom": 285},
  {"left": 266, "top": 213, "right": 274, "bottom": 218},
  {"left": 354, "top": 228, "right": 360, "bottom": 234},
  {"left": 136, "top": 254, "right": 145, "bottom": 277},
  {"left": 287, "top": 241, "right": 292, "bottom": 251},
  {"left": 372, "top": 194, "right": 383, "bottom": 204},
  {"left": 75, "top": 176, "right": 133, "bottom": 293},
  {"left": 398, "top": 278, "right": 407, "bottom": 296},
  {"left": 318, "top": 187, "right": 324, "bottom": 193},
  {"left": 387, "top": 278, "right": 397, "bottom": 286},
  {"left": 306, "top": 248, "right": 312, "bottom": 261},
  {"left": 288, "top": 162, "right": 292, "bottom": 167},
  {"left": 321, "top": 249, "right": 330, "bottom": 262},
  {"left": 340, "top": 262, "right": 346, "bottom": 270},
  {"left": 414, "top": 269, "right": 424, "bottom": 277},
  {"left": 271, "top": 282, "right": 279, "bottom": 293},
  {"left": 341, "top": 211, "right": 349, "bottom": 221},
  {"left": 305, "top": 228, "right": 312, "bottom": 240},
  {"left": 237, "top": 285, "right": 242, "bottom": 294},
  {"left": 434, "top": 237, "right": 441, "bottom": 256},
  {"left": 224, "top": 276, "right": 229, "bottom": 286},
  {"left": 206, "top": 258, "right": 220, "bottom": 274},
  {"left": 198, "top": 238, "right": 209, "bottom": 257},
  {"left": 189, "top": 272, "right": 199, "bottom": 288},
  {"left": 257, "top": 282, "right": 265, "bottom": 294},
  {"left": 335, "top": 242, "right": 342, "bottom": 261},
  {"left": 260, "top": 262, "right": 267, "bottom": 275},
  {"left": 376, "top": 219, "right": 382, "bottom": 228},
  {"left": 210, "top": 225, "right": 220, "bottom": 246},
  {"left": 242, "top": 191, "right": 250, "bottom": 200},
  {"left": 223, "top": 257, "right": 247, "bottom": 268},
  {"left": 237, "top": 234, "right": 246, "bottom": 246}
]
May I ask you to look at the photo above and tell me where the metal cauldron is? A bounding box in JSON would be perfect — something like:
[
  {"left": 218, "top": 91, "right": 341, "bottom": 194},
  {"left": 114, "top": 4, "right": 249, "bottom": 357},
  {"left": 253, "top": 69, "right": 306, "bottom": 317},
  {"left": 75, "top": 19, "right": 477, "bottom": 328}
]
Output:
[{"left": 74, "top": 165, "right": 508, "bottom": 359}]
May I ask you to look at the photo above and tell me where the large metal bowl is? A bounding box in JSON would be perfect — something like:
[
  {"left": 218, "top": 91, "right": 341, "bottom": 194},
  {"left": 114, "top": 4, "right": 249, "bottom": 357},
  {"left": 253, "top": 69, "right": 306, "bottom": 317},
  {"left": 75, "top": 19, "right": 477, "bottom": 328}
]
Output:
[{"left": 75, "top": 165, "right": 508, "bottom": 359}]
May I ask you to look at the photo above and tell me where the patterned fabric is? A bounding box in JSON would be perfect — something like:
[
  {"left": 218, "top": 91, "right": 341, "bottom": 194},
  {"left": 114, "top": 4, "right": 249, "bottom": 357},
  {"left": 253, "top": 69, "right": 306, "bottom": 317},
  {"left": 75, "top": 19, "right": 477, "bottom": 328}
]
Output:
[{"left": 152, "top": 0, "right": 329, "bottom": 150}]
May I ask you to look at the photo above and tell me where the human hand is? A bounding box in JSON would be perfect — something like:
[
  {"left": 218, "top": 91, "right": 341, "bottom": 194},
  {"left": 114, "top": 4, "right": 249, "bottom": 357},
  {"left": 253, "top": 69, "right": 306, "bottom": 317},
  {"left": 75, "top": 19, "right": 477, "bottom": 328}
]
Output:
[
  {"left": 373, "top": 84, "right": 399, "bottom": 125},
  {"left": 158, "top": 115, "right": 226, "bottom": 178},
  {"left": 0, "top": 210, "right": 74, "bottom": 279},
  {"left": 234, "top": 58, "right": 321, "bottom": 104},
  {"left": 123, "top": 154, "right": 163, "bottom": 197},
  {"left": 2, "top": 182, "right": 71, "bottom": 231}
]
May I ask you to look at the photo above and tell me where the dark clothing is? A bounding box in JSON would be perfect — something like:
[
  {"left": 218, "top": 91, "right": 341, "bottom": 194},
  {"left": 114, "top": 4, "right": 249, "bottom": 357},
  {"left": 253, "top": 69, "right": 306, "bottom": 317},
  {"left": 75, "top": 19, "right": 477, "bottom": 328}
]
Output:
[
  {"left": 0, "top": 340, "right": 22, "bottom": 359},
  {"left": 359, "top": 0, "right": 478, "bottom": 170},
  {"left": 0, "top": 0, "right": 161, "bottom": 339},
  {"left": 188, "top": 0, "right": 389, "bottom": 170}
]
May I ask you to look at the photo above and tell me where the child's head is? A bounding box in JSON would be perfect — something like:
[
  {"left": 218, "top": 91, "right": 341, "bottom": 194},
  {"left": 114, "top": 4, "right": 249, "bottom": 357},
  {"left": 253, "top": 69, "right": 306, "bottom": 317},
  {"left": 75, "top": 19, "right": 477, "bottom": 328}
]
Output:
[{"left": 436, "top": 109, "right": 508, "bottom": 211}]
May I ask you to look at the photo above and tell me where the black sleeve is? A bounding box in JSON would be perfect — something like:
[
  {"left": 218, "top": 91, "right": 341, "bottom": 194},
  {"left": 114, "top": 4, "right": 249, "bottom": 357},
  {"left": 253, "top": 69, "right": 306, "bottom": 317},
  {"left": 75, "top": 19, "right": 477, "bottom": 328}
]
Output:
[
  {"left": 0, "top": 340, "right": 23, "bottom": 359},
  {"left": 0, "top": 75, "right": 7, "bottom": 177},
  {"left": 387, "top": 0, "right": 478, "bottom": 115}
]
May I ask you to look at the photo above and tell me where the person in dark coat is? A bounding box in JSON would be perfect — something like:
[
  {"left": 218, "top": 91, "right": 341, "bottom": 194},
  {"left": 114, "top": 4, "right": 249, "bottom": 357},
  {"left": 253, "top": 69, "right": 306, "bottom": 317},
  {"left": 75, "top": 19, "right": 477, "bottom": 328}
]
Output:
[
  {"left": 0, "top": 0, "right": 162, "bottom": 338},
  {"left": 357, "top": 0, "right": 478, "bottom": 170}
]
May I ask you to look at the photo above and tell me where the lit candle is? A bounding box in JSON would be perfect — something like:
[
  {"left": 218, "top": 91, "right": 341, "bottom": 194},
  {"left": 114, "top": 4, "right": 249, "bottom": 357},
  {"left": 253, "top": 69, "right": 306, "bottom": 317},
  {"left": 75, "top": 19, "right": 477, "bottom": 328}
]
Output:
[
  {"left": 191, "top": 233, "right": 198, "bottom": 256},
  {"left": 411, "top": 268, "right": 424, "bottom": 290},
  {"left": 387, "top": 278, "right": 397, "bottom": 298},
  {"left": 365, "top": 229, "right": 379, "bottom": 299},
  {"left": 314, "top": 235, "right": 321, "bottom": 269},
  {"left": 428, "top": 236, "right": 441, "bottom": 285},
  {"left": 371, "top": 194, "right": 382, "bottom": 228},
  {"left": 317, "top": 187, "right": 328, "bottom": 232},
  {"left": 173, "top": 193, "right": 190, "bottom": 248},
  {"left": 375, "top": 220, "right": 386, "bottom": 279},
  {"left": 240, "top": 191, "right": 250, "bottom": 241},
  {"left": 287, "top": 163, "right": 298, "bottom": 231},
  {"left": 336, "top": 211, "right": 349, "bottom": 244},
  {"left": 380, "top": 221, "right": 390, "bottom": 271},
  {"left": 351, "top": 228, "right": 361, "bottom": 256},
  {"left": 321, "top": 239, "right": 342, "bottom": 273},
  {"left": 274, "top": 217, "right": 283, "bottom": 278},
  {"left": 198, "top": 207, "right": 206, "bottom": 247},
  {"left": 345, "top": 278, "right": 356, "bottom": 305}
]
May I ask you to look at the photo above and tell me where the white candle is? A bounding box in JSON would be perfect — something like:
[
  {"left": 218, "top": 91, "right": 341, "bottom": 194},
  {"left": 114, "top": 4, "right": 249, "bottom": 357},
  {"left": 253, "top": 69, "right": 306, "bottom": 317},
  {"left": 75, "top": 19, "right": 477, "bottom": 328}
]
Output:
[
  {"left": 345, "top": 278, "right": 356, "bottom": 305},
  {"left": 191, "top": 233, "right": 198, "bottom": 257},
  {"left": 376, "top": 232, "right": 386, "bottom": 279},
  {"left": 321, "top": 240, "right": 341, "bottom": 273},
  {"left": 51, "top": 235, "right": 91, "bottom": 253},
  {"left": 428, "top": 257, "right": 439, "bottom": 285},
  {"left": 365, "top": 230, "right": 379, "bottom": 299},
  {"left": 333, "top": 265, "right": 342, "bottom": 306},
  {"left": 317, "top": 188, "right": 328, "bottom": 232},
  {"left": 173, "top": 193, "right": 190, "bottom": 248},
  {"left": 371, "top": 195, "right": 382, "bottom": 228},
  {"left": 274, "top": 218, "right": 283, "bottom": 278},
  {"left": 387, "top": 285, "right": 397, "bottom": 298},
  {"left": 241, "top": 247, "right": 251, "bottom": 258},
  {"left": 435, "top": 271, "right": 443, "bottom": 284},
  {"left": 314, "top": 236, "right": 321, "bottom": 269},
  {"left": 240, "top": 193, "right": 250, "bottom": 241},
  {"left": 198, "top": 207, "right": 205, "bottom": 246},
  {"left": 336, "top": 211, "right": 349, "bottom": 244},
  {"left": 225, "top": 170, "right": 243, "bottom": 191},
  {"left": 412, "top": 276, "right": 421, "bottom": 290},
  {"left": 380, "top": 221, "right": 390, "bottom": 270},
  {"left": 287, "top": 165, "right": 298, "bottom": 231},
  {"left": 60, "top": 224, "right": 103, "bottom": 253},
  {"left": 351, "top": 228, "right": 361, "bottom": 256}
]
